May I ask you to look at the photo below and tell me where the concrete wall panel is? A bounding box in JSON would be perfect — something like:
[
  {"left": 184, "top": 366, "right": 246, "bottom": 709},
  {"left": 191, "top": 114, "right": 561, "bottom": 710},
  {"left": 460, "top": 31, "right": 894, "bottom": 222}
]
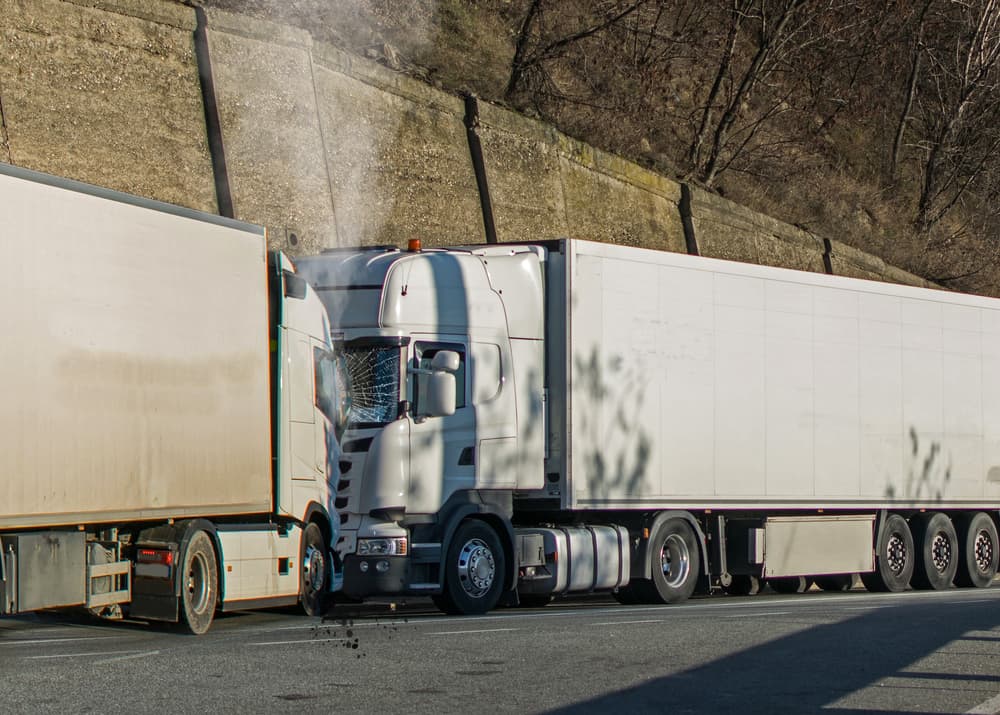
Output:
[
  {"left": 558, "top": 158, "right": 684, "bottom": 251},
  {"left": 689, "top": 185, "right": 826, "bottom": 273},
  {"left": 477, "top": 104, "right": 570, "bottom": 243},
  {"left": 0, "top": 0, "right": 215, "bottom": 210},
  {"left": 312, "top": 45, "right": 482, "bottom": 248},
  {"left": 204, "top": 10, "right": 336, "bottom": 254}
]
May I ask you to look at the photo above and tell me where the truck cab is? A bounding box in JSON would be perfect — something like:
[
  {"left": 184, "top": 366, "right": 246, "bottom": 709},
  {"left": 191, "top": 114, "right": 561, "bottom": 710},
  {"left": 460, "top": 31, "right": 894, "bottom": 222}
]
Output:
[{"left": 295, "top": 243, "right": 547, "bottom": 613}]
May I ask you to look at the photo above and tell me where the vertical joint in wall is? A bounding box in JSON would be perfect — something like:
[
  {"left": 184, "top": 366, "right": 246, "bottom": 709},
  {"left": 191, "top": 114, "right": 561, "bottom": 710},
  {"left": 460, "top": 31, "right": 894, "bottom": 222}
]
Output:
[
  {"left": 679, "top": 183, "right": 699, "bottom": 256},
  {"left": 463, "top": 92, "right": 498, "bottom": 245},
  {"left": 0, "top": 88, "right": 12, "bottom": 164},
  {"left": 822, "top": 237, "right": 834, "bottom": 275},
  {"left": 193, "top": 6, "right": 234, "bottom": 219}
]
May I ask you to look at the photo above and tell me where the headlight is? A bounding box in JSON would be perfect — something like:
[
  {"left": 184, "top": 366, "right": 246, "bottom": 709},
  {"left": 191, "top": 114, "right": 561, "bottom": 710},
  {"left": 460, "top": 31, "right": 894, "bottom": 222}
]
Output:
[{"left": 356, "top": 537, "right": 408, "bottom": 556}]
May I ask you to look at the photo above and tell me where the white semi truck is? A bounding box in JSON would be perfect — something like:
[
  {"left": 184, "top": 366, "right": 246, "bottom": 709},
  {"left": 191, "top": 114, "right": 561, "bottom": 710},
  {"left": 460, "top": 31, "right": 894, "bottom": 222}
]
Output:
[
  {"left": 296, "top": 238, "right": 1000, "bottom": 614},
  {"left": 0, "top": 164, "right": 347, "bottom": 634}
]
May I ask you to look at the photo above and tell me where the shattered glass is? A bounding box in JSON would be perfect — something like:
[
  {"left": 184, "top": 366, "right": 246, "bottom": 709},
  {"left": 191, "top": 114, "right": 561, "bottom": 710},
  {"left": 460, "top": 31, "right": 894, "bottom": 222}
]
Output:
[
  {"left": 314, "top": 347, "right": 351, "bottom": 438},
  {"left": 343, "top": 346, "right": 400, "bottom": 426}
]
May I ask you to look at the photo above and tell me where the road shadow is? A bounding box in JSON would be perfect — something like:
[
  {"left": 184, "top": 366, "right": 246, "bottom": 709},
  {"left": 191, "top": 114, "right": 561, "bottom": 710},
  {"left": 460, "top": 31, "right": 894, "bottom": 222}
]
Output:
[{"left": 544, "top": 595, "right": 1000, "bottom": 715}]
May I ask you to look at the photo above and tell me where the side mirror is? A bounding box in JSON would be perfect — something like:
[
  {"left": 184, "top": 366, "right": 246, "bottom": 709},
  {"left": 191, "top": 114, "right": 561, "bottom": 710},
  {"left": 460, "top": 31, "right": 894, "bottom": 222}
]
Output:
[
  {"left": 424, "top": 372, "right": 456, "bottom": 417},
  {"left": 423, "top": 350, "right": 460, "bottom": 417},
  {"left": 431, "top": 350, "right": 461, "bottom": 372}
]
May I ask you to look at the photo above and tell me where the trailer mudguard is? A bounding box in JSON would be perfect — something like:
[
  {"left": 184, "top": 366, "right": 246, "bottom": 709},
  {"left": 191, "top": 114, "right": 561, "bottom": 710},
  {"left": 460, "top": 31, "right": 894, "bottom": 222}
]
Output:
[
  {"left": 636, "top": 511, "right": 708, "bottom": 583},
  {"left": 130, "top": 519, "right": 220, "bottom": 623}
]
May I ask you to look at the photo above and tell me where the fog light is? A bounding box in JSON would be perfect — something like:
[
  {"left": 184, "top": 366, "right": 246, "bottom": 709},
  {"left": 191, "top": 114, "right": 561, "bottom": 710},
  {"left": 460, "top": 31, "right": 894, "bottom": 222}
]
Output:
[
  {"left": 359, "top": 561, "right": 369, "bottom": 573},
  {"left": 376, "top": 560, "right": 390, "bottom": 573}
]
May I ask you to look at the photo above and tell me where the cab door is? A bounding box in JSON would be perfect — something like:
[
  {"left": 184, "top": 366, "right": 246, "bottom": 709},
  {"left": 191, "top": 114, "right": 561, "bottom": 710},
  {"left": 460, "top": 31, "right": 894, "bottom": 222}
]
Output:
[
  {"left": 406, "top": 339, "right": 475, "bottom": 513},
  {"left": 288, "top": 333, "right": 323, "bottom": 480}
]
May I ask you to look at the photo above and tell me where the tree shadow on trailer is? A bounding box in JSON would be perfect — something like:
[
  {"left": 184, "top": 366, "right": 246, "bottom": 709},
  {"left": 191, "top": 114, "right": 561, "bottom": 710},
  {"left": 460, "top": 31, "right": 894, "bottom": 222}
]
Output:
[
  {"left": 574, "top": 346, "right": 653, "bottom": 502},
  {"left": 883, "top": 428, "right": 951, "bottom": 503}
]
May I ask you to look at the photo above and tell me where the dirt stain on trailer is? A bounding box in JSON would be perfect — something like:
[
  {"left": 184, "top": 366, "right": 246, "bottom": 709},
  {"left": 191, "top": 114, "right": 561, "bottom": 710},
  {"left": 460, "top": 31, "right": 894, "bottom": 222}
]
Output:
[{"left": 54, "top": 350, "right": 260, "bottom": 416}]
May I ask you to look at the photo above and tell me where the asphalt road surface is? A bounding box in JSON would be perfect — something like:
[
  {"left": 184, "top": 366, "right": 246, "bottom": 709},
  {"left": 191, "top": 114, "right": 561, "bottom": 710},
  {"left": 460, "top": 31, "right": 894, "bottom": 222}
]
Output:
[{"left": 3, "top": 587, "right": 1000, "bottom": 714}]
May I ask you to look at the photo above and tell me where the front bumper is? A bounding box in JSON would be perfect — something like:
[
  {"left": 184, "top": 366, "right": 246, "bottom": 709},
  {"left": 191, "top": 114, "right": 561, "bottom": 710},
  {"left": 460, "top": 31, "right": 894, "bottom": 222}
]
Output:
[
  {"left": 342, "top": 555, "right": 410, "bottom": 598},
  {"left": 341, "top": 546, "right": 442, "bottom": 599}
]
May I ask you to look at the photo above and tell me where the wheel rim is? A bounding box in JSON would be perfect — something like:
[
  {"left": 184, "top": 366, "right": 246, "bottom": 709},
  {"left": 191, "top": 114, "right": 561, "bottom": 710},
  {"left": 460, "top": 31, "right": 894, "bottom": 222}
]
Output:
[
  {"left": 457, "top": 538, "right": 496, "bottom": 598},
  {"left": 974, "top": 529, "right": 995, "bottom": 575},
  {"left": 660, "top": 533, "right": 691, "bottom": 588},
  {"left": 303, "top": 544, "right": 326, "bottom": 594},
  {"left": 886, "top": 533, "right": 908, "bottom": 576},
  {"left": 186, "top": 551, "right": 210, "bottom": 612},
  {"left": 929, "top": 531, "right": 953, "bottom": 573}
]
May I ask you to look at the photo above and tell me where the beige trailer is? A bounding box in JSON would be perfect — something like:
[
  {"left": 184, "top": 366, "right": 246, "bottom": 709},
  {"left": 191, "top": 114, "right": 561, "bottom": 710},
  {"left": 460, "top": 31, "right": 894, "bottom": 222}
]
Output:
[
  {"left": 0, "top": 164, "right": 347, "bottom": 633},
  {"left": 2, "top": 165, "right": 272, "bottom": 529}
]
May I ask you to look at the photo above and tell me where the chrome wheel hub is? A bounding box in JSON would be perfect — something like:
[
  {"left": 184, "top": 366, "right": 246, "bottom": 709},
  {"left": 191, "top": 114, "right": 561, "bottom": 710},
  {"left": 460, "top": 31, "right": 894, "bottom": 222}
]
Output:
[
  {"left": 886, "top": 534, "right": 908, "bottom": 575},
  {"left": 186, "top": 553, "right": 209, "bottom": 610},
  {"left": 303, "top": 546, "right": 326, "bottom": 593},
  {"left": 661, "top": 534, "right": 691, "bottom": 588},
  {"left": 974, "top": 530, "right": 995, "bottom": 574},
  {"left": 457, "top": 538, "right": 496, "bottom": 598},
  {"left": 930, "top": 532, "right": 952, "bottom": 573}
]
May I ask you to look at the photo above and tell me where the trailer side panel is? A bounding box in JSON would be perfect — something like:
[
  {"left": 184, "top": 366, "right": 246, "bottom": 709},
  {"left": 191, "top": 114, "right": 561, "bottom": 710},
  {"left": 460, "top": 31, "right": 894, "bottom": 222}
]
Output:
[
  {"left": 564, "top": 239, "right": 1000, "bottom": 510},
  {"left": 1, "top": 167, "right": 273, "bottom": 529}
]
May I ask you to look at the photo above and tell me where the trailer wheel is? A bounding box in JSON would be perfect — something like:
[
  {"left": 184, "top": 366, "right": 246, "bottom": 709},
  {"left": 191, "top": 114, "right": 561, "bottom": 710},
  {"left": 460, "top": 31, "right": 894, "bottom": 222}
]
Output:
[
  {"left": 432, "top": 520, "right": 505, "bottom": 616},
  {"left": 300, "top": 522, "right": 329, "bottom": 617},
  {"left": 912, "top": 513, "right": 958, "bottom": 590},
  {"left": 643, "top": 519, "right": 700, "bottom": 604},
  {"left": 860, "top": 514, "right": 913, "bottom": 593},
  {"left": 955, "top": 512, "right": 999, "bottom": 588},
  {"left": 814, "top": 575, "right": 854, "bottom": 592},
  {"left": 179, "top": 531, "right": 218, "bottom": 635},
  {"left": 768, "top": 576, "right": 813, "bottom": 594}
]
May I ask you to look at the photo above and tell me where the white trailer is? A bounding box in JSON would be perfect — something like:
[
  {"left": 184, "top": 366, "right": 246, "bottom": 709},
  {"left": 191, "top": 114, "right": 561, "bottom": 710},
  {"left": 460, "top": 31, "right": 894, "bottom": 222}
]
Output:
[
  {"left": 0, "top": 164, "right": 347, "bottom": 633},
  {"left": 295, "top": 237, "right": 1000, "bottom": 614}
]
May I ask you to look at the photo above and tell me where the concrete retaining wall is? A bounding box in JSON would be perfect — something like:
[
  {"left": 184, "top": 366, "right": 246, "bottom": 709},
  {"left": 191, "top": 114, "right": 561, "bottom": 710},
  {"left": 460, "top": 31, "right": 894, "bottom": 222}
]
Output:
[
  {"left": 1, "top": 0, "right": 216, "bottom": 211},
  {"left": 0, "top": 0, "right": 932, "bottom": 289}
]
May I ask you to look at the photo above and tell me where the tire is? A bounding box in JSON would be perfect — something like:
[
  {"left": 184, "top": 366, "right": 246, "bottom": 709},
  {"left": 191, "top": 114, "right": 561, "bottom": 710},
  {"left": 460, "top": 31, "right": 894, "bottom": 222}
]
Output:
[
  {"left": 300, "top": 522, "right": 330, "bottom": 617},
  {"left": 432, "top": 520, "right": 506, "bottom": 616},
  {"left": 814, "top": 574, "right": 854, "bottom": 592},
  {"left": 725, "top": 574, "right": 763, "bottom": 596},
  {"left": 911, "top": 512, "right": 958, "bottom": 590},
  {"left": 644, "top": 518, "right": 700, "bottom": 604},
  {"left": 860, "top": 514, "right": 914, "bottom": 593},
  {"left": 955, "top": 512, "right": 999, "bottom": 588},
  {"left": 178, "top": 530, "right": 218, "bottom": 635},
  {"left": 768, "top": 576, "right": 813, "bottom": 594}
]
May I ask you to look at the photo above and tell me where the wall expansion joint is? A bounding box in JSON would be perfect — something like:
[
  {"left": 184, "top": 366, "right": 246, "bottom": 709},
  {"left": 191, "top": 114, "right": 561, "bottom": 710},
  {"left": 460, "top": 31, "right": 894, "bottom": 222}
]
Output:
[
  {"left": 0, "top": 90, "right": 12, "bottom": 164},
  {"left": 679, "top": 183, "right": 699, "bottom": 256}
]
